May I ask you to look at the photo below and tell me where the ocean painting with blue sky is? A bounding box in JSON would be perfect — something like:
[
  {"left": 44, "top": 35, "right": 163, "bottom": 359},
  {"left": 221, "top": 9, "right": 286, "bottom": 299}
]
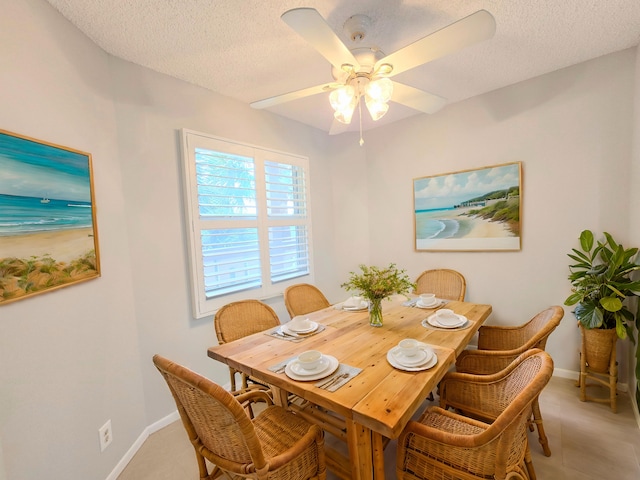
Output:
[
  {"left": 0, "top": 129, "right": 100, "bottom": 304},
  {"left": 413, "top": 162, "right": 521, "bottom": 251}
]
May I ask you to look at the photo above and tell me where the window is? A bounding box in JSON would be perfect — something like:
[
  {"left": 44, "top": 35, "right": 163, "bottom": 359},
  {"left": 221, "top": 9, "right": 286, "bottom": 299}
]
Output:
[{"left": 181, "top": 129, "right": 313, "bottom": 318}]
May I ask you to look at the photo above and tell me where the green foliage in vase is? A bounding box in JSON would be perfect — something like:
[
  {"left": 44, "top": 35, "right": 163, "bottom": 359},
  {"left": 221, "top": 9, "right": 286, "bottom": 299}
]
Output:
[
  {"left": 341, "top": 263, "right": 415, "bottom": 301},
  {"left": 564, "top": 229, "right": 640, "bottom": 341}
]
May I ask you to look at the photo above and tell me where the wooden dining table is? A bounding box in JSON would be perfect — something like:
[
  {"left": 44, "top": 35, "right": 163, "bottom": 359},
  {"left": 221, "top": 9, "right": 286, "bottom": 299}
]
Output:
[{"left": 207, "top": 298, "right": 492, "bottom": 480}]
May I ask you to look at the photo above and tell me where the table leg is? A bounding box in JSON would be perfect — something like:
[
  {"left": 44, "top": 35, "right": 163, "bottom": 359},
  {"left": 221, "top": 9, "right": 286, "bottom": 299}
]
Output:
[
  {"left": 270, "top": 386, "right": 289, "bottom": 407},
  {"left": 345, "top": 418, "right": 379, "bottom": 479}
]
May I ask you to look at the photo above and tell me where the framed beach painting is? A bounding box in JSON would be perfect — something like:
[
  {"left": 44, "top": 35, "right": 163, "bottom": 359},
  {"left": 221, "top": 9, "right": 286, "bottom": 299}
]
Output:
[
  {"left": 414, "top": 162, "right": 522, "bottom": 251},
  {"left": 0, "top": 129, "right": 100, "bottom": 305}
]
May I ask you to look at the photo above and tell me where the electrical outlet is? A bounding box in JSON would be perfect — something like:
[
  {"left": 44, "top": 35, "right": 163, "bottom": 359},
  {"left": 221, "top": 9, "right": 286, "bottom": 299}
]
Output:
[{"left": 99, "top": 419, "right": 113, "bottom": 452}]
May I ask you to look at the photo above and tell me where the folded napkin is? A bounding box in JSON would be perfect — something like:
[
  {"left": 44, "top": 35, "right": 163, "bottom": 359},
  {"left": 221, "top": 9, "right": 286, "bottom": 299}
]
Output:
[
  {"left": 265, "top": 324, "right": 326, "bottom": 342},
  {"left": 314, "top": 363, "right": 362, "bottom": 392}
]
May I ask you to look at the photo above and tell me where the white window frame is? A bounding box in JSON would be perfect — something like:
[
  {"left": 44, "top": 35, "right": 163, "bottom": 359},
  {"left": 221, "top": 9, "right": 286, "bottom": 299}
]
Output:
[{"left": 180, "top": 129, "right": 314, "bottom": 318}]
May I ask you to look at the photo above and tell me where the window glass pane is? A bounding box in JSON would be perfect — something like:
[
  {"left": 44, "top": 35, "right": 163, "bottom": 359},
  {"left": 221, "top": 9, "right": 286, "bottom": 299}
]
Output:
[
  {"left": 201, "top": 228, "right": 261, "bottom": 297},
  {"left": 265, "top": 161, "right": 307, "bottom": 217},
  {"left": 268, "top": 225, "right": 310, "bottom": 283},
  {"left": 195, "top": 148, "right": 256, "bottom": 218}
]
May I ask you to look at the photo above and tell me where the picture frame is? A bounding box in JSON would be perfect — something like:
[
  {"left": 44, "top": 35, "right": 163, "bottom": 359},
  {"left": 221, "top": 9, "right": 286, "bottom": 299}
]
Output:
[
  {"left": 413, "top": 162, "right": 522, "bottom": 251},
  {"left": 0, "top": 129, "right": 100, "bottom": 305}
]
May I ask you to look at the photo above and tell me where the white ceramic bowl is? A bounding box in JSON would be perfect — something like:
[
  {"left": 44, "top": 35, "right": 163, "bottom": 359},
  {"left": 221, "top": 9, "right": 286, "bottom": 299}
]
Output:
[
  {"left": 297, "top": 350, "right": 322, "bottom": 370},
  {"left": 398, "top": 338, "right": 419, "bottom": 357},
  {"left": 419, "top": 293, "right": 436, "bottom": 306},
  {"left": 289, "top": 316, "right": 312, "bottom": 331}
]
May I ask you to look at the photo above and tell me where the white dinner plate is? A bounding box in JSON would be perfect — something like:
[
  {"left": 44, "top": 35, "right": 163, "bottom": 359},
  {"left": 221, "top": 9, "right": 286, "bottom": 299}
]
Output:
[
  {"left": 390, "top": 346, "right": 431, "bottom": 367},
  {"left": 282, "top": 321, "right": 318, "bottom": 335},
  {"left": 343, "top": 301, "right": 368, "bottom": 311},
  {"left": 387, "top": 344, "right": 437, "bottom": 371},
  {"left": 285, "top": 355, "right": 339, "bottom": 381},
  {"left": 425, "top": 313, "right": 468, "bottom": 329},
  {"left": 289, "top": 356, "right": 331, "bottom": 376},
  {"left": 415, "top": 299, "right": 444, "bottom": 309}
]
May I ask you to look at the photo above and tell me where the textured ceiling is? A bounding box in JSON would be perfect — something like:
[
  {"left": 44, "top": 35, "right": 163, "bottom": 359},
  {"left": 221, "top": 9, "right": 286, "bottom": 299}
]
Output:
[{"left": 45, "top": 0, "right": 640, "bottom": 134}]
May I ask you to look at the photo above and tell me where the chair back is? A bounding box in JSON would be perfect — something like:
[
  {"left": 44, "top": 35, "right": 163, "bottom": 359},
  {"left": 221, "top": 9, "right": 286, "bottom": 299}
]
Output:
[
  {"left": 479, "top": 349, "right": 553, "bottom": 457},
  {"left": 399, "top": 350, "right": 553, "bottom": 480},
  {"left": 153, "top": 355, "right": 267, "bottom": 471},
  {"left": 465, "top": 349, "right": 553, "bottom": 421},
  {"left": 414, "top": 269, "right": 466, "bottom": 301},
  {"left": 477, "top": 305, "right": 564, "bottom": 351},
  {"left": 283, "top": 283, "right": 330, "bottom": 318},
  {"left": 214, "top": 299, "right": 280, "bottom": 344}
]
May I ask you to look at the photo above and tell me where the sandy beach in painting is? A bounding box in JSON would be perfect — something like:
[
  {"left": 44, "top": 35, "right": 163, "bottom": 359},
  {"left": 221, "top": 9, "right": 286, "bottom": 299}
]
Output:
[
  {"left": 415, "top": 205, "right": 519, "bottom": 250},
  {"left": 0, "top": 227, "right": 95, "bottom": 263},
  {"left": 438, "top": 206, "right": 513, "bottom": 238}
]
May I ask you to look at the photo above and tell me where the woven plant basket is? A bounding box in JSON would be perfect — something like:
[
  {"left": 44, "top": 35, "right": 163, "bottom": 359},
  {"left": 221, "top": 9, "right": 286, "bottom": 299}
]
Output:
[{"left": 581, "top": 325, "right": 617, "bottom": 373}]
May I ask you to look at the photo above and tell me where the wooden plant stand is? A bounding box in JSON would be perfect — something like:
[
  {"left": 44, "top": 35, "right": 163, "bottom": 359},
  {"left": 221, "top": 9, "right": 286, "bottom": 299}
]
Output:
[{"left": 576, "top": 324, "right": 618, "bottom": 413}]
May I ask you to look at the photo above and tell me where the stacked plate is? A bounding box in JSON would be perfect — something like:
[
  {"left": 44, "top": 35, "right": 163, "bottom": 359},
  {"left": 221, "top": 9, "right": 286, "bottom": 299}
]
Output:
[
  {"left": 342, "top": 298, "right": 368, "bottom": 311},
  {"left": 425, "top": 310, "right": 468, "bottom": 329},
  {"left": 387, "top": 342, "right": 437, "bottom": 371},
  {"left": 415, "top": 298, "right": 444, "bottom": 309},
  {"left": 285, "top": 354, "right": 339, "bottom": 381},
  {"left": 282, "top": 320, "right": 319, "bottom": 336}
]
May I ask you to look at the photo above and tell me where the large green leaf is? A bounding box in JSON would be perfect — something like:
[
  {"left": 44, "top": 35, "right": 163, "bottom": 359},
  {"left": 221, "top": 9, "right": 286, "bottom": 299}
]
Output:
[
  {"left": 575, "top": 302, "right": 604, "bottom": 329},
  {"left": 564, "top": 292, "right": 583, "bottom": 306},
  {"left": 580, "top": 230, "right": 594, "bottom": 252},
  {"left": 600, "top": 296, "right": 622, "bottom": 312},
  {"left": 616, "top": 316, "right": 628, "bottom": 340}
]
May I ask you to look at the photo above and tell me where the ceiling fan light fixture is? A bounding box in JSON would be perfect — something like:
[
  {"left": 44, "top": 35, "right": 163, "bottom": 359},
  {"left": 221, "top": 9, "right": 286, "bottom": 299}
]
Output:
[
  {"left": 329, "top": 85, "right": 355, "bottom": 110},
  {"left": 365, "top": 97, "right": 389, "bottom": 121},
  {"left": 333, "top": 102, "right": 356, "bottom": 125},
  {"left": 330, "top": 85, "right": 357, "bottom": 124},
  {"left": 365, "top": 77, "right": 393, "bottom": 103}
]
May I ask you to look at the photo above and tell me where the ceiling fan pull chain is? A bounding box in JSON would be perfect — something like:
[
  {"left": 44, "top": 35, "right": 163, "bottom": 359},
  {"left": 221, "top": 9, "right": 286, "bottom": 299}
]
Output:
[{"left": 358, "top": 96, "right": 364, "bottom": 146}]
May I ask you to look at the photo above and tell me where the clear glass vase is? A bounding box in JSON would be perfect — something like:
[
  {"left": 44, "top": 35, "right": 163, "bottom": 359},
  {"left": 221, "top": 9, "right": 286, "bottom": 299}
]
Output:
[{"left": 368, "top": 298, "right": 383, "bottom": 327}]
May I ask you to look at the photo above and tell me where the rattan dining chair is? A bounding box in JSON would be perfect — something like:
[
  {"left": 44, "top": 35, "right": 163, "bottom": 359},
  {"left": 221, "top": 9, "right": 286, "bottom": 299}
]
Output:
[
  {"left": 283, "top": 283, "right": 330, "bottom": 318},
  {"left": 396, "top": 349, "right": 553, "bottom": 480},
  {"left": 214, "top": 299, "right": 281, "bottom": 391},
  {"left": 414, "top": 269, "right": 466, "bottom": 301},
  {"left": 454, "top": 305, "right": 564, "bottom": 457},
  {"left": 153, "top": 355, "right": 326, "bottom": 480}
]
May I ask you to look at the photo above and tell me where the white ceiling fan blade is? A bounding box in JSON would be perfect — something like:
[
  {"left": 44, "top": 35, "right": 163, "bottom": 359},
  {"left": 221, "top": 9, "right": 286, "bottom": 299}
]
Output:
[
  {"left": 282, "top": 8, "right": 360, "bottom": 71},
  {"left": 329, "top": 118, "right": 350, "bottom": 135},
  {"left": 376, "top": 10, "right": 496, "bottom": 77},
  {"left": 391, "top": 82, "right": 447, "bottom": 114},
  {"left": 250, "top": 82, "right": 338, "bottom": 109}
]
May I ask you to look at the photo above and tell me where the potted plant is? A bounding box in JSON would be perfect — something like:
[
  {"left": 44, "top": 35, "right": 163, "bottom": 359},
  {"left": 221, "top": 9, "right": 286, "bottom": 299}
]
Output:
[
  {"left": 341, "top": 263, "right": 415, "bottom": 327},
  {"left": 564, "top": 229, "right": 640, "bottom": 408}
]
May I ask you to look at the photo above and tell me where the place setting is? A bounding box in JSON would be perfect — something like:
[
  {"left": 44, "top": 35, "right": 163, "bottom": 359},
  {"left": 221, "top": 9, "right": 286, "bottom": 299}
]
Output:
[
  {"left": 336, "top": 295, "right": 368, "bottom": 311},
  {"left": 413, "top": 293, "right": 447, "bottom": 309},
  {"left": 267, "top": 316, "right": 325, "bottom": 342},
  {"left": 422, "top": 308, "right": 470, "bottom": 330},
  {"left": 387, "top": 338, "right": 438, "bottom": 371},
  {"left": 269, "top": 350, "right": 361, "bottom": 391}
]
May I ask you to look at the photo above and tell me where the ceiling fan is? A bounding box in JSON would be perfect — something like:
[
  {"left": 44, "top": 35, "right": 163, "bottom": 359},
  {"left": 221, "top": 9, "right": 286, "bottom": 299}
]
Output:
[{"left": 251, "top": 8, "right": 496, "bottom": 142}]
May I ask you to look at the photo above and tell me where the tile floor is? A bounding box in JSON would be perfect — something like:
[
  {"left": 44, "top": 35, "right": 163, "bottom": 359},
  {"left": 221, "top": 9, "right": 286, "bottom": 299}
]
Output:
[{"left": 117, "top": 377, "right": 640, "bottom": 479}]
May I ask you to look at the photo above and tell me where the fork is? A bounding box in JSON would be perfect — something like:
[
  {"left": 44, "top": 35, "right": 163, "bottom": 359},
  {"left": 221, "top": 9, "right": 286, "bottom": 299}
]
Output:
[{"left": 318, "top": 372, "right": 349, "bottom": 389}]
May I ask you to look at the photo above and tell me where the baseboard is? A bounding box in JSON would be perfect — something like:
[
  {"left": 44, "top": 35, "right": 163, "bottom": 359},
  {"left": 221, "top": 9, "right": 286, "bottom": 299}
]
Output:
[{"left": 105, "top": 410, "right": 179, "bottom": 480}]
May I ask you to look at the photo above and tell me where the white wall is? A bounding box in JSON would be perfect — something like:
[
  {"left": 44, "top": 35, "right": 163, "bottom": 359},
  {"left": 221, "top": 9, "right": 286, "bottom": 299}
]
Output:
[
  {"left": 108, "top": 58, "right": 339, "bottom": 423},
  {"left": 362, "top": 49, "right": 637, "bottom": 376},
  {"left": 1, "top": 1, "right": 638, "bottom": 478},
  {"left": 628, "top": 44, "right": 640, "bottom": 399},
  {"left": 0, "top": 1, "right": 145, "bottom": 479},
  {"left": 0, "top": 1, "right": 339, "bottom": 478}
]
